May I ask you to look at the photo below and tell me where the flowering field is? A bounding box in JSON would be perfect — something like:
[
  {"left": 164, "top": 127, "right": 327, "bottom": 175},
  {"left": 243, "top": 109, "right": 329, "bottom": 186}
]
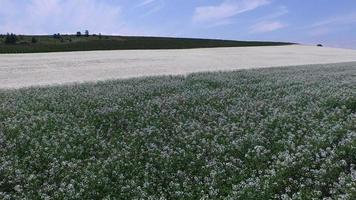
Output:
[{"left": 0, "top": 63, "right": 355, "bottom": 199}]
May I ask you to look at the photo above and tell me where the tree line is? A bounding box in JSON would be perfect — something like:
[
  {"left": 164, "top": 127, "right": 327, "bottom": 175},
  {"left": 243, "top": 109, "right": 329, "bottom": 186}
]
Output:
[{"left": 1, "top": 30, "right": 104, "bottom": 45}]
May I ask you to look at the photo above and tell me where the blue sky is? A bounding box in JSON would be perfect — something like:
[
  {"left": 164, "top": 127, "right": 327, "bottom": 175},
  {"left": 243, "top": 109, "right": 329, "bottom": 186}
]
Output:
[{"left": 1, "top": 0, "right": 356, "bottom": 48}]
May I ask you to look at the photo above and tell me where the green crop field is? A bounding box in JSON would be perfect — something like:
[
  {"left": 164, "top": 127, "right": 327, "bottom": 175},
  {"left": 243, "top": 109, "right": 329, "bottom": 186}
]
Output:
[
  {"left": 0, "top": 63, "right": 355, "bottom": 199},
  {"left": 0, "top": 34, "right": 293, "bottom": 54}
]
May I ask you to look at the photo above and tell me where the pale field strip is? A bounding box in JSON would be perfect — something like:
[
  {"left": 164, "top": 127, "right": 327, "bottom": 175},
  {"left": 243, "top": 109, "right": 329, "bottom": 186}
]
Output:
[{"left": 1, "top": 45, "right": 356, "bottom": 89}]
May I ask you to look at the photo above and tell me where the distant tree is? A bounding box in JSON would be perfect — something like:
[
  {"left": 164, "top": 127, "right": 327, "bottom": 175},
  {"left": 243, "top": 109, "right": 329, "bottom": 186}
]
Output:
[
  {"left": 98, "top": 33, "right": 102, "bottom": 39},
  {"left": 53, "top": 33, "right": 61, "bottom": 39},
  {"left": 5, "top": 33, "right": 17, "bottom": 44},
  {"left": 317, "top": 44, "right": 323, "bottom": 47},
  {"left": 31, "top": 37, "right": 38, "bottom": 43},
  {"left": 76, "top": 31, "right": 82, "bottom": 37},
  {"left": 85, "top": 30, "right": 89, "bottom": 37}
]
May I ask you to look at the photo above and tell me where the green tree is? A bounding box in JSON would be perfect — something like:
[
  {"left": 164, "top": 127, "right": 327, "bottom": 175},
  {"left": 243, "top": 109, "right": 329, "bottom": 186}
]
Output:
[
  {"left": 5, "top": 33, "right": 17, "bottom": 44},
  {"left": 31, "top": 37, "right": 38, "bottom": 43},
  {"left": 53, "top": 33, "right": 61, "bottom": 39}
]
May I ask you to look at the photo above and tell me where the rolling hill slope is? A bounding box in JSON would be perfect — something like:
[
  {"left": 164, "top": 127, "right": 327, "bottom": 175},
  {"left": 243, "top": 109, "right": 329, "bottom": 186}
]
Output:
[{"left": 0, "top": 35, "right": 293, "bottom": 53}]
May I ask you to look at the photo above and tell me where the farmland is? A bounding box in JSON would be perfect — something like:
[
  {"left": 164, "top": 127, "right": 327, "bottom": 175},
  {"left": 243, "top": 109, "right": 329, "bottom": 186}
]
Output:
[
  {"left": 2, "top": 45, "right": 356, "bottom": 89},
  {"left": 0, "top": 35, "right": 292, "bottom": 54},
  {"left": 0, "top": 62, "right": 355, "bottom": 199}
]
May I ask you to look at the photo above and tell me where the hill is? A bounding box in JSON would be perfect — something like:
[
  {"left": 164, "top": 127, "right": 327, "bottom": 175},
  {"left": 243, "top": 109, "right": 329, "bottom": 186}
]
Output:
[{"left": 0, "top": 34, "right": 293, "bottom": 53}]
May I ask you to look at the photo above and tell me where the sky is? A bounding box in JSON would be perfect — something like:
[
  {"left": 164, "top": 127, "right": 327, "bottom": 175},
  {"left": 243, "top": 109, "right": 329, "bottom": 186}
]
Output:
[{"left": 1, "top": 0, "right": 356, "bottom": 49}]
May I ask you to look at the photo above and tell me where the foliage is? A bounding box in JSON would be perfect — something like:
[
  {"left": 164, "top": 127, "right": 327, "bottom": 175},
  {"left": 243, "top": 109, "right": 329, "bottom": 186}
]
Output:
[
  {"left": 53, "top": 33, "right": 61, "bottom": 39},
  {"left": 31, "top": 37, "right": 38, "bottom": 43},
  {"left": 0, "top": 63, "right": 355, "bottom": 199},
  {"left": 4, "top": 33, "right": 17, "bottom": 44}
]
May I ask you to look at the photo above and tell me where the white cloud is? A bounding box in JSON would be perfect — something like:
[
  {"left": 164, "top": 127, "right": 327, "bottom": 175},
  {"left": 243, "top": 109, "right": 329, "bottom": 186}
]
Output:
[
  {"left": 310, "top": 13, "right": 356, "bottom": 28},
  {"left": 261, "top": 6, "right": 288, "bottom": 20},
  {"left": 250, "top": 21, "right": 286, "bottom": 33},
  {"left": 193, "top": 0, "right": 270, "bottom": 24},
  {"left": 0, "top": 0, "right": 136, "bottom": 35},
  {"left": 302, "top": 13, "right": 356, "bottom": 37},
  {"left": 137, "top": 0, "right": 165, "bottom": 17},
  {"left": 249, "top": 6, "right": 288, "bottom": 33},
  {"left": 138, "top": 0, "right": 157, "bottom": 7}
]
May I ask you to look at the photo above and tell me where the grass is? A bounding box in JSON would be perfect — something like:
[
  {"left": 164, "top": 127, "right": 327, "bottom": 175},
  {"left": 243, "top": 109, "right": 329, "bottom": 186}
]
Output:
[
  {"left": 0, "top": 63, "right": 355, "bottom": 199},
  {"left": 0, "top": 35, "right": 293, "bottom": 53}
]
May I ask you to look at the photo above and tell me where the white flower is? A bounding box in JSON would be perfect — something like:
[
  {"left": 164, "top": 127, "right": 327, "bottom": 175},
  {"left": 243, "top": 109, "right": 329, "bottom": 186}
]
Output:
[{"left": 14, "top": 185, "right": 22, "bottom": 193}]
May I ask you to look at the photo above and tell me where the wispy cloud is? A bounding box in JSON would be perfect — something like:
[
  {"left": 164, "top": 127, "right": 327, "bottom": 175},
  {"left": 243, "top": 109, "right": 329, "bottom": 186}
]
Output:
[
  {"left": 305, "top": 13, "right": 356, "bottom": 36},
  {"left": 0, "top": 0, "right": 137, "bottom": 35},
  {"left": 137, "top": 0, "right": 157, "bottom": 7},
  {"left": 192, "top": 0, "right": 270, "bottom": 25},
  {"left": 250, "top": 6, "right": 288, "bottom": 33},
  {"left": 250, "top": 21, "right": 286, "bottom": 33},
  {"left": 261, "top": 6, "right": 288, "bottom": 20},
  {"left": 310, "top": 13, "right": 356, "bottom": 28},
  {"left": 136, "top": 0, "right": 164, "bottom": 17}
]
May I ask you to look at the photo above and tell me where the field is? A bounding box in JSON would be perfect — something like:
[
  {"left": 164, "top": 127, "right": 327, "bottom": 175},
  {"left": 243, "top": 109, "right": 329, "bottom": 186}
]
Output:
[
  {"left": 0, "top": 35, "right": 292, "bottom": 54},
  {"left": 0, "top": 62, "right": 355, "bottom": 199},
  {"left": 2, "top": 45, "right": 356, "bottom": 89}
]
